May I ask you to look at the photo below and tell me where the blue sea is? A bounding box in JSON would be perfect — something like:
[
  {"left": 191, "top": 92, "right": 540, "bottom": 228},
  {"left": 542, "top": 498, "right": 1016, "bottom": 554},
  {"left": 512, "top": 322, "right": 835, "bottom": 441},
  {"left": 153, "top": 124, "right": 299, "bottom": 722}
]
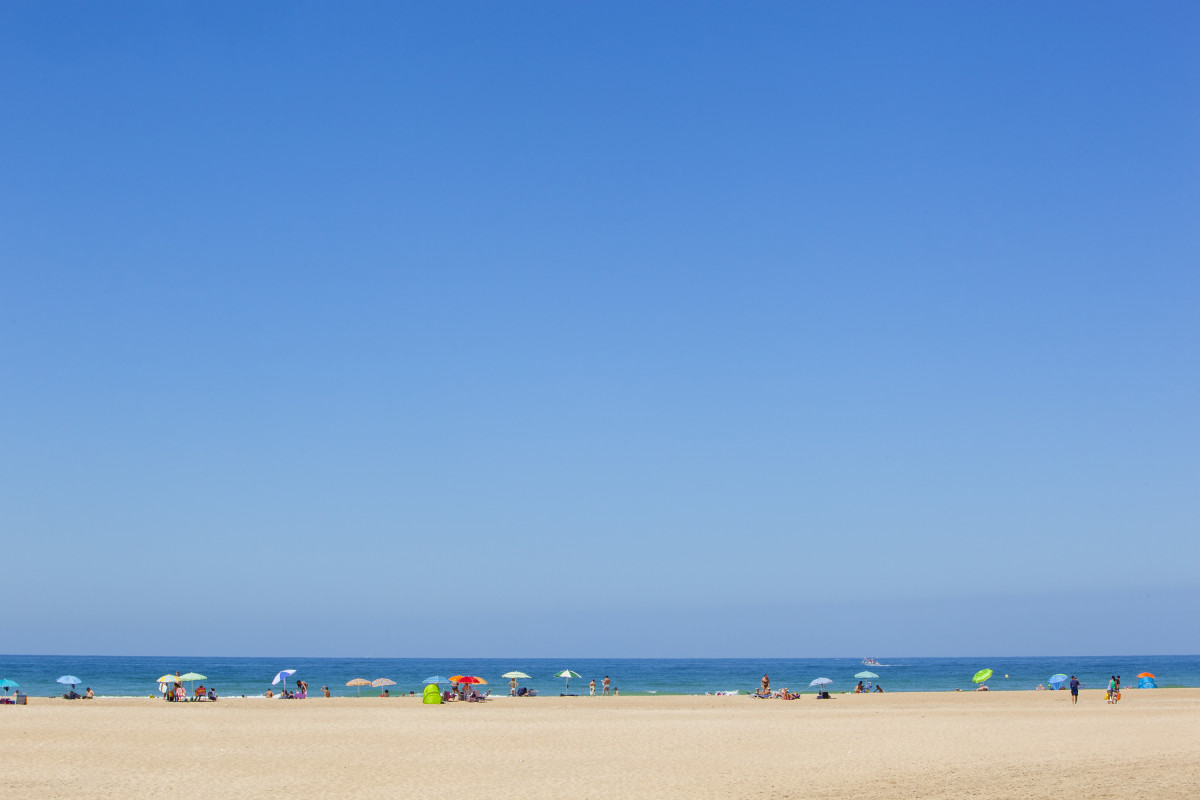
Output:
[{"left": 0, "top": 654, "right": 1194, "bottom": 698}]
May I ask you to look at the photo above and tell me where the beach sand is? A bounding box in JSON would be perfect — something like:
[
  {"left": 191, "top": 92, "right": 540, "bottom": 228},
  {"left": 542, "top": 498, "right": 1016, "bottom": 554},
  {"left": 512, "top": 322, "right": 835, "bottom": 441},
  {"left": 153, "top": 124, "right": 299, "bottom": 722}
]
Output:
[{"left": 3, "top": 689, "right": 1197, "bottom": 799}]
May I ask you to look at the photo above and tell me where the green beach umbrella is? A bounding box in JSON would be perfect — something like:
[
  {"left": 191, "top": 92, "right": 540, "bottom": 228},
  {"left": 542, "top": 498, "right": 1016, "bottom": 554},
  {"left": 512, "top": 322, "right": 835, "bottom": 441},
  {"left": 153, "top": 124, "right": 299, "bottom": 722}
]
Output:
[
  {"left": 973, "top": 669, "right": 993, "bottom": 684},
  {"left": 177, "top": 673, "right": 207, "bottom": 698},
  {"left": 855, "top": 671, "right": 879, "bottom": 679},
  {"left": 555, "top": 670, "right": 581, "bottom": 692},
  {"left": 502, "top": 672, "right": 531, "bottom": 679}
]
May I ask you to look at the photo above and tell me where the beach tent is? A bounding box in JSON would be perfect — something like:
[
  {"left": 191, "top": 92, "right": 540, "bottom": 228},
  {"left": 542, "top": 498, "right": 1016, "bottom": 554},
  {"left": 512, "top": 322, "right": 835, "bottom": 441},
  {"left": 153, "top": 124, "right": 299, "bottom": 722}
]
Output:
[
  {"left": 422, "top": 683, "right": 442, "bottom": 704},
  {"left": 1137, "top": 677, "right": 1157, "bottom": 689}
]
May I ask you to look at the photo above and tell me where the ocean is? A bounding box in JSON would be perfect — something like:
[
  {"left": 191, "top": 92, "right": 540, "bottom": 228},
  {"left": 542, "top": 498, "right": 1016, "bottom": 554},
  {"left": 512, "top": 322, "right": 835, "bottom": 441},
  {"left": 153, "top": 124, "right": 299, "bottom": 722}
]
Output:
[{"left": 0, "top": 654, "right": 1194, "bottom": 699}]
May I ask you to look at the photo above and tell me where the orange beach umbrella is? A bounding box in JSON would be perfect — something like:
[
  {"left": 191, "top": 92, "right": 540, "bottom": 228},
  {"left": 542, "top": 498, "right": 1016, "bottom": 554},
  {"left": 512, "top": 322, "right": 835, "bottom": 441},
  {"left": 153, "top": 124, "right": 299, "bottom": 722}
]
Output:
[
  {"left": 450, "top": 675, "right": 486, "bottom": 685},
  {"left": 1137, "top": 672, "right": 1155, "bottom": 678}
]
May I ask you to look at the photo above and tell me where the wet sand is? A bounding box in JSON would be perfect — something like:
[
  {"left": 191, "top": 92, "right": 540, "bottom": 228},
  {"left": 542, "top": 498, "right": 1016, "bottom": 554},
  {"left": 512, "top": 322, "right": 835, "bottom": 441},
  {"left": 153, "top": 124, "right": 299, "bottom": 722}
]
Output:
[{"left": 3, "top": 689, "right": 1197, "bottom": 799}]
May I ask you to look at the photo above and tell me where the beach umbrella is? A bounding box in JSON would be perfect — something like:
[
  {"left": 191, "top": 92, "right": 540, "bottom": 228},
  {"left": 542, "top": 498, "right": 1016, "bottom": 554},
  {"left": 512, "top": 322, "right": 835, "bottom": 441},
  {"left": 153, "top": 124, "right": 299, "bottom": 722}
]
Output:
[
  {"left": 450, "top": 675, "right": 486, "bottom": 685},
  {"left": 177, "top": 672, "right": 207, "bottom": 697},
  {"left": 555, "top": 670, "right": 581, "bottom": 691},
  {"left": 57, "top": 676, "right": 82, "bottom": 691},
  {"left": 809, "top": 678, "right": 832, "bottom": 687},
  {"left": 346, "top": 678, "right": 372, "bottom": 696},
  {"left": 0, "top": 679, "right": 19, "bottom": 694},
  {"left": 1048, "top": 674, "right": 1068, "bottom": 687},
  {"left": 155, "top": 675, "right": 178, "bottom": 684},
  {"left": 1137, "top": 672, "right": 1155, "bottom": 678},
  {"left": 423, "top": 676, "right": 450, "bottom": 685},
  {"left": 371, "top": 678, "right": 396, "bottom": 690},
  {"left": 272, "top": 669, "right": 297, "bottom": 687},
  {"left": 972, "top": 669, "right": 993, "bottom": 684},
  {"left": 502, "top": 671, "right": 531, "bottom": 680},
  {"left": 855, "top": 671, "right": 879, "bottom": 679}
]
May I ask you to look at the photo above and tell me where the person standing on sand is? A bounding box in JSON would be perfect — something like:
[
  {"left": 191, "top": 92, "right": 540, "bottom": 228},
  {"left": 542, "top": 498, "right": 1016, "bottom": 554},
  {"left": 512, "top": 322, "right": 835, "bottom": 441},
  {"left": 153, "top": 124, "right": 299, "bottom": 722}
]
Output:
[
  {"left": 509, "top": 677, "right": 518, "bottom": 696},
  {"left": 589, "top": 679, "right": 596, "bottom": 696},
  {"left": 602, "top": 676, "right": 611, "bottom": 695},
  {"left": 1069, "top": 676, "right": 1080, "bottom": 705},
  {"left": 761, "top": 675, "right": 770, "bottom": 696}
]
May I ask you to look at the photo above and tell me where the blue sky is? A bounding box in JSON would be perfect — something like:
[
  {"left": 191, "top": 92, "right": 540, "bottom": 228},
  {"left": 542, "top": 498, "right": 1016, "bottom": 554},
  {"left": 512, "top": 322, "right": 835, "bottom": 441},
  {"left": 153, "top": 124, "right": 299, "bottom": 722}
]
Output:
[{"left": 1, "top": 1, "right": 1196, "bottom": 657}]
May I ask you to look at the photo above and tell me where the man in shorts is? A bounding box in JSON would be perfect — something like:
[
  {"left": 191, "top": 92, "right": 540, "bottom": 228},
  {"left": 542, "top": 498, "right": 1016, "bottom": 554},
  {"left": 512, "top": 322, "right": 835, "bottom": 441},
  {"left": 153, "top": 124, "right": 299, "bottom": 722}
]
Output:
[
  {"left": 602, "top": 676, "right": 611, "bottom": 695},
  {"left": 1069, "top": 675, "right": 1080, "bottom": 705}
]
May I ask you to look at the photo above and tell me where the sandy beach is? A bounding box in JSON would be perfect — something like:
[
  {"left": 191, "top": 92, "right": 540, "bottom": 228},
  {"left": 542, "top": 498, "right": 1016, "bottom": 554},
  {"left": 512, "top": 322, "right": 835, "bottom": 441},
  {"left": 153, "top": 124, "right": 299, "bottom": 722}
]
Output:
[{"left": 3, "top": 689, "right": 1197, "bottom": 799}]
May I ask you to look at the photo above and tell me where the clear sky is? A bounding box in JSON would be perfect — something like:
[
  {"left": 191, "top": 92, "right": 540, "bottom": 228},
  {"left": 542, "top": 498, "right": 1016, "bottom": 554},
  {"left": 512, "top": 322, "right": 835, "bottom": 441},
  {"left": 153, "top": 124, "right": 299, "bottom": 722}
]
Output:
[{"left": 2, "top": 1, "right": 1196, "bottom": 658}]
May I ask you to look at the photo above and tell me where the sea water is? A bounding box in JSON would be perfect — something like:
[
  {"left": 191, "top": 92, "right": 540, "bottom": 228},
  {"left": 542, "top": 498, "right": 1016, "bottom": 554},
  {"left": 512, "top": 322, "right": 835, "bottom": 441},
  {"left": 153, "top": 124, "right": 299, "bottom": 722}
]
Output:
[{"left": 0, "top": 654, "right": 1195, "bottom": 698}]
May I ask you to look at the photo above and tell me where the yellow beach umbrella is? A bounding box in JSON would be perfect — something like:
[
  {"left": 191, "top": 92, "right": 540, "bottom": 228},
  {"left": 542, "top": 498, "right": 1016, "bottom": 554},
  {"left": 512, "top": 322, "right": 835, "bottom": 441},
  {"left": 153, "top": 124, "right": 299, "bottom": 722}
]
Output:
[{"left": 346, "top": 677, "right": 372, "bottom": 696}]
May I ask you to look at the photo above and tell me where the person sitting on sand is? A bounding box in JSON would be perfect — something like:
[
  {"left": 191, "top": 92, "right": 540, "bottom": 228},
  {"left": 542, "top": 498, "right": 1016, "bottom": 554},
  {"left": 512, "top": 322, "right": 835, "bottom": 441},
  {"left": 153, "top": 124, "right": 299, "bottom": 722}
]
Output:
[
  {"left": 874, "top": 685, "right": 884, "bottom": 693},
  {"left": 84, "top": 688, "right": 94, "bottom": 699},
  {"left": 195, "top": 685, "right": 206, "bottom": 700},
  {"left": 975, "top": 684, "right": 989, "bottom": 691},
  {"left": 380, "top": 689, "right": 390, "bottom": 698},
  {"left": 855, "top": 681, "right": 864, "bottom": 693},
  {"left": 208, "top": 688, "right": 218, "bottom": 701},
  {"left": 265, "top": 689, "right": 274, "bottom": 698},
  {"left": 322, "top": 686, "right": 331, "bottom": 698}
]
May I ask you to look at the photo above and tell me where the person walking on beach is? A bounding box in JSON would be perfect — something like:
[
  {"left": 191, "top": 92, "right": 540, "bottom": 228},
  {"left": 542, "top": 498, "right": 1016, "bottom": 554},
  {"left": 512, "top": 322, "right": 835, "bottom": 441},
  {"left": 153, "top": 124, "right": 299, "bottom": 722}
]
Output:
[
  {"left": 1107, "top": 676, "right": 1117, "bottom": 703},
  {"left": 1069, "top": 676, "right": 1080, "bottom": 705},
  {"left": 589, "top": 679, "right": 596, "bottom": 696},
  {"left": 603, "top": 676, "right": 611, "bottom": 695}
]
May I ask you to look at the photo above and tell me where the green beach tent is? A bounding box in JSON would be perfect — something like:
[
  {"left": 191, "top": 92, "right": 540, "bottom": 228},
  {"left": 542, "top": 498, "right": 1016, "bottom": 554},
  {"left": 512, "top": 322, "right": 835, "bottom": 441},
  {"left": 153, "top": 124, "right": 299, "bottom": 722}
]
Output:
[{"left": 422, "top": 683, "right": 442, "bottom": 704}]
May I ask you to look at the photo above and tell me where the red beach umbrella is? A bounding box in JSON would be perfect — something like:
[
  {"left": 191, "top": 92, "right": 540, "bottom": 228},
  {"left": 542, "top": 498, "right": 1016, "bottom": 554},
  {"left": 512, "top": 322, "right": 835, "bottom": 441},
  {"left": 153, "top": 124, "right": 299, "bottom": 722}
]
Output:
[{"left": 450, "top": 675, "right": 486, "bottom": 685}]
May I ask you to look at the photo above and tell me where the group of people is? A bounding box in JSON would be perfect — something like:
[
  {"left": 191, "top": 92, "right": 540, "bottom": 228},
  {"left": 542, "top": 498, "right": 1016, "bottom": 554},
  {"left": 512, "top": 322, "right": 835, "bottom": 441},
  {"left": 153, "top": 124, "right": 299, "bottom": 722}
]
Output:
[
  {"left": 160, "top": 680, "right": 217, "bottom": 702},
  {"left": 265, "top": 679, "right": 309, "bottom": 699},
  {"left": 755, "top": 674, "right": 879, "bottom": 699},
  {"left": 754, "top": 675, "right": 801, "bottom": 699},
  {"left": 586, "top": 677, "right": 613, "bottom": 696},
  {"left": 1106, "top": 675, "right": 1122, "bottom": 703}
]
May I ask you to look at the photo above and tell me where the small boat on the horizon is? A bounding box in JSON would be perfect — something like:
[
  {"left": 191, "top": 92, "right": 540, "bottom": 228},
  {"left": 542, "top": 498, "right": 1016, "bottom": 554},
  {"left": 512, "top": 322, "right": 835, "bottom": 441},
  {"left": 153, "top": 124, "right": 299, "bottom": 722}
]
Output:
[{"left": 862, "top": 657, "right": 881, "bottom": 666}]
